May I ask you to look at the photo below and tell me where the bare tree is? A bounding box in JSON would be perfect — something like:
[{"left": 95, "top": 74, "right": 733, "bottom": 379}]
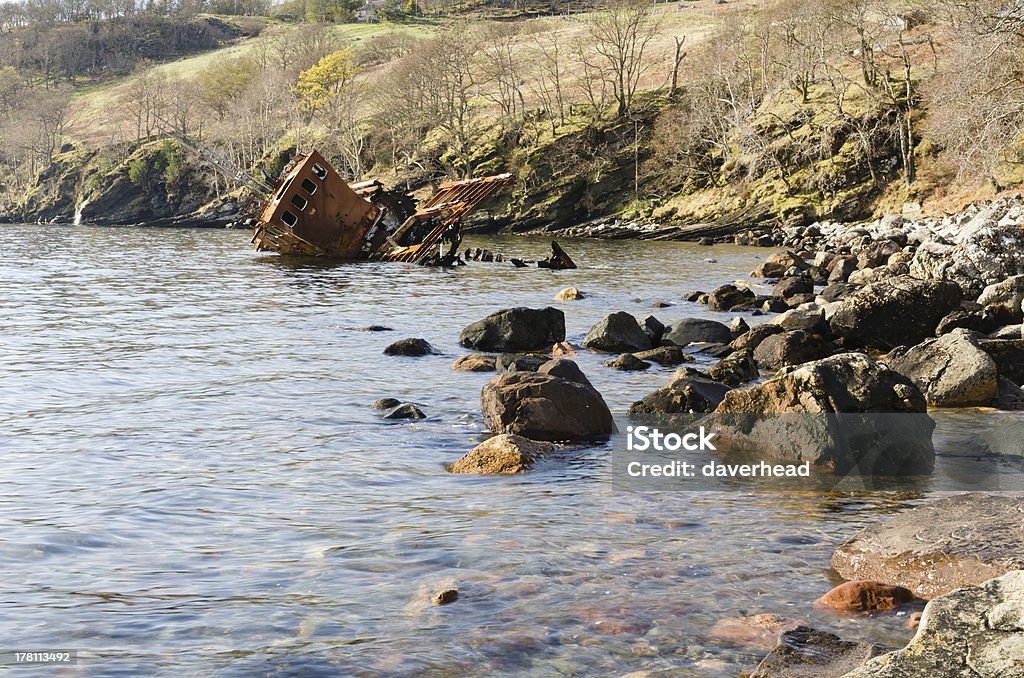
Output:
[
  {"left": 122, "top": 62, "right": 166, "bottom": 140},
  {"left": 586, "top": 0, "right": 661, "bottom": 118}
]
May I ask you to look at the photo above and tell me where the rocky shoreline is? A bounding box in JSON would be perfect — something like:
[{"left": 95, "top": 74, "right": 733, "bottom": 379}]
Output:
[{"left": 377, "top": 192, "right": 1024, "bottom": 676}]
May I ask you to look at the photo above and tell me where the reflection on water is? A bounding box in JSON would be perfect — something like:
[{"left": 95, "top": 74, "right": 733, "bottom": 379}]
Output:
[{"left": 0, "top": 224, "right": 1013, "bottom": 675}]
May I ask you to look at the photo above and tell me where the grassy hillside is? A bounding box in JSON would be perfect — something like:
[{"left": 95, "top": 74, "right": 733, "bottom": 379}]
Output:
[{"left": 7, "top": 0, "right": 1024, "bottom": 229}]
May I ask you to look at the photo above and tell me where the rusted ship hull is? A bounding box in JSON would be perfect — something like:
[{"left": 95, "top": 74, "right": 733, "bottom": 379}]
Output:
[{"left": 251, "top": 150, "right": 512, "bottom": 264}]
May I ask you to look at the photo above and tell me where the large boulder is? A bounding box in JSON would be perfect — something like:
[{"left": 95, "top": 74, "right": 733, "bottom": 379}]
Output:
[
  {"left": 708, "top": 284, "right": 756, "bottom": 311},
  {"left": 978, "top": 338, "right": 1024, "bottom": 383},
  {"left": 842, "top": 570, "right": 1024, "bottom": 678},
  {"left": 629, "top": 367, "right": 731, "bottom": 416},
  {"left": 712, "top": 353, "right": 935, "bottom": 475},
  {"left": 662, "top": 318, "right": 733, "bottom": 347},
  {"left": 828, "top": 276, "right": 963, "bottom": 349},
  {"left": 448, "top": 434, "right": 554, "bottom": 474},
  {"left": 884, "top": 329, "right": 998, "bottom": 406},
  {"left": 753, "top": 330, "right": 833, "bottom": 370},
  {"left": 460, "top": 307, "right": 565, "bottom": 352},
  {"left": 581, "top": 311, "right": 652, "bottom": 353},
  {"left": 909, "top": 222, "right": 1024, "bottom": 297},
  {"left": 832, "top": 493, "right": 1024, "bottom": 598},
  {"left": 978, "top": 274, "right": 1024, "bottom": 323},
  {"left": 481, "top": 371, "right": 614, "bottom": 441}
]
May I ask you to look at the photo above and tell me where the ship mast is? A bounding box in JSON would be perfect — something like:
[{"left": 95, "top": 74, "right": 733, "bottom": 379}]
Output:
[{"left": 153, "top": 113, "right": 275, "bottom": 201}]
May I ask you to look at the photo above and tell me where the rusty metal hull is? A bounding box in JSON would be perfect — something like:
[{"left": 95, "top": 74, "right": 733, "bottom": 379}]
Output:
[
  {"left": 252, "top": 151, "right": 382, "bottom": 258},
  {"left": 252, "top": 150, "right": 512, "bottom": 264}
]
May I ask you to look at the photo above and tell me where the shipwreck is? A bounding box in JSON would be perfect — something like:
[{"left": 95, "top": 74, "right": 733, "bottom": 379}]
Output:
[
  {"left": 159, "top": 118, "right": 575, "bottom": 267},
  {"left": 250, "top": 150, "right": 515, "bottom": 264}
]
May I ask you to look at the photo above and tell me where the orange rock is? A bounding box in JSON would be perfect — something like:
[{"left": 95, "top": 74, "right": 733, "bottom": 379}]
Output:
[
  {"left": 815, "top": 580, "right": 917, "bottom": 612},
  {"left": 551, "top": 341, "right": 577, "bottom": 357}
]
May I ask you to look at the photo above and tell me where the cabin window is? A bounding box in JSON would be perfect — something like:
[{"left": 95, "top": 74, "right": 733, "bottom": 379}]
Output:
[
  {"left": 311, "top": 163, "right": 328, "bottom": 180},
  {"left": 300, "top": 178, "right": 318, "bottom": 195},
  {"left": 281, "top": 210, "right": 298, "bottom": 227},
  {"left": 275, "top": 178, "right": 293, "bottom": 201},
  {"left": 290, "top": 194, "right": 308, "bottom": 211}
]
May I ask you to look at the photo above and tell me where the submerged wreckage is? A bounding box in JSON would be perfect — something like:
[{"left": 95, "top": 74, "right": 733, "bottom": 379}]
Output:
[{"left": 250, "top": 150, "right": 529, "bottom": 265}]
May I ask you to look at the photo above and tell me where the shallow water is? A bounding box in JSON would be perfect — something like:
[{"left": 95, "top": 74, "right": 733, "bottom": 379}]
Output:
[{"left": 0, "top": 224, "right": 1015, "bottom": 676}]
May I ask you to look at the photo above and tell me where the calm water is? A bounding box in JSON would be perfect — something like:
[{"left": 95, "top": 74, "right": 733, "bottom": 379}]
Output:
[{"left": 0, "top": 224, "right": 1004, "bottom": 676}]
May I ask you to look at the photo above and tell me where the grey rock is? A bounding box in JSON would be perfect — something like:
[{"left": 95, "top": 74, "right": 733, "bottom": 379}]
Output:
[
  {"left": 605, "top": 353, "right": 651, "bottom": 371},
  {"left": 773, "top": 276, "right": 814, "bottom": 300},
  {"left": 771, "top": 307, "right": 826, "bottom": 332},
  {"left": 731, "top": 324, "right": 785, "bottom": 351},
  {"left": 827, "top": 256, "right": 858, "bottom": 284},
  {"left": 821, "top": 282, "right": 857, "bottom": 302},
  {"left": 842, "top": 570, "right": 1024, "bottom": 677},
  {"left": 829, "top": 276, "right": 963, "bottom": 349},
  {"left": 712, "top": 353, "right": 934, "bottom": 475},
  {"left": 978, "top": 274, "right": 1024, "bottom": 323},
  {"left": 762, "top": 298, "right": 790, "bottom": 313},
  {"left": 730, "top": 317, "right": 751, "bottom": 336},
  {"left": 481, "top": 371, "right": 614, "bottom": 441},
  {"left": 708, "top": 349, "right": 759, "bottom": 386},
  {"left": 662, "top": 318, "right": 733, "bottom": 347},
  {"left": 884, "top": 329, "right": 998, "bottom": 406},
  {"left": 708, "top": 284, "right": 756, "bottom": 311},
  {"left": 384, "top": 338, "right": 436, "bottom": 356},
  {"left": 496, "top": 353, "right": 546, "bottom": 373},
  {"left": 582, "top": 311, "right": 652, "bottom": 353},
  {"left": 641, "top": 315, "right": 666, "bottom": 344},
  {"left": 537, "top": 358, "right": 593, "bottom": 387},
  {"left": 989, "top": 324, "right": 1024, "bottom": 340},
  {"left": 935, "top": 306, "right": 1002, "bottom": 336},
  {"left": 909, "top": 223, "right": 1024, "bottom": 297},
  {"left": 384, "top": 403, "right": 426, "bottom": 419},
  {"left": 460, "top": 307, "right": 566, "bottom": 352},
  {"left": 629, "top": 367, "right": 731, "bottom": 416},
  {"left": 753, "top": 330, "right": 833, "bottom": 370},
  {"left": 978, "top": 338, "right": 1024, "bottom": 384},
  {"left": 857, "top": 239, "right": 902, "bottom": 269}
]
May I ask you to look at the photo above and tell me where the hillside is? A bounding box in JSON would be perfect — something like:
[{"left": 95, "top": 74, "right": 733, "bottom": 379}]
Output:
[{"left": 3, "top": 0, "right": 1024, "bottom": 232}]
